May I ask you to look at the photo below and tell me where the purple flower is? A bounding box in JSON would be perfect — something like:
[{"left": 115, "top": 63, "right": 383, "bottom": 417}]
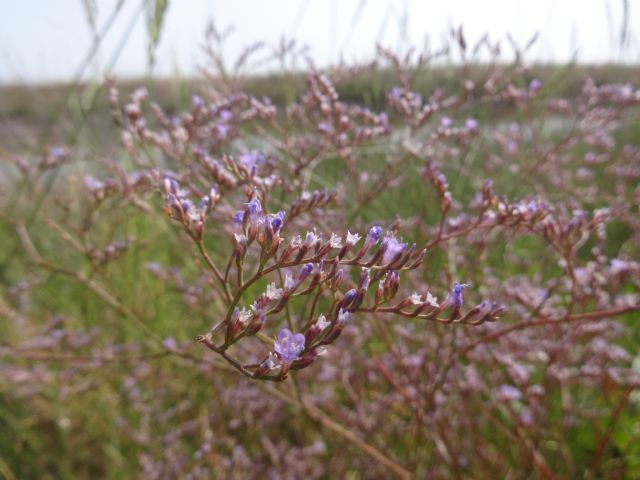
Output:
[
  {"left": 529, "top": 78, "right": 542, "bottom": 91},
  {"left": 448, "top": 283, "right": 470, "bottom": 308},
  {"left": 49, "top": 146, "right": 67, "bottom": 159},
  {"left": 274, "top": 328, "right": 305, "bottom": 363},
  {"left": 84, "top": 175, "right": 104, "bottom": 191},
  {"left": 440, "top": 116, "right": 453, "bottom": 128},
  {"left": 317, "top": 121, "right": 334, "bottom": 134},
  {"left": 497, "top": 384, "right": 522, "bottom": 401},
  {"left": 163, "top": 337, "right": 178, "bottom": 350},
  {"left": 246, "top": 198, "right": 262, "bottom": 216},
  {"left": 271, "top": 211, "right": 285, "bottom": 233},
  {"left": 340, "top": 289, "right": 358, "bottom": 309},
  {"left": 388, "top": 87, "right": 402, "bottom": 101},
  {"left": 381, "top": 236, "right": 406, "bottom": 265},
  {"left": 364, "top": 226, "right": 382, "bottom": 248},
  {"left": 219, "top": 109, "right": 233, "bottom": 122},
  {"left": 191, "top": 95, "right": 204, "bottom": 108},
  {"left": 216, "top": 124, "right": 231, "bottom": 137},
  {"left": 304, "top": 231, "right": 319, "bottom": 247},
  {"left": 465, "top": 117, "right": 479, "bottom": 130},
  {"left": 337, "top": 309, "right": 352, "bottom": 325},
  {"left": 239, "top": 150, "right": 265, "bottom": 170},
  {"left": 232, "top": 210, "right": 244, "bottom": 224},
  {"left": 298, "top": 263, "right": 314, "bottom": 281}
]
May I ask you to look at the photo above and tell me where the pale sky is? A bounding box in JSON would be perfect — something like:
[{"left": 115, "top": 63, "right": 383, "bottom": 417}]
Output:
[{"left": 0, "top": 0, "right": 638, "bottom": 84}]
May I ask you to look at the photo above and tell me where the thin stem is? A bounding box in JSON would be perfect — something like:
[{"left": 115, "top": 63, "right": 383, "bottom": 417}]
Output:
[
  {"left": 196, "top": 239, "right": 232, "bottom": 304},
  {"left": 461, "top": 305, "right": 640, "bottom": 354}
]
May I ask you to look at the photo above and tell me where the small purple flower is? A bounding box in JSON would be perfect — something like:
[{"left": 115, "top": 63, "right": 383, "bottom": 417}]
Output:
[
  {"left": 304, "top": 231, "right": 319, "bottom": 248},
  {"left": 50, "top": 146, "right": 67, "bottom": 159},
  {"left": 219, "top": 109, "right": 233, "bottom": 122},
  {"left": 232, "top": 210, "right": 244, "bottom": 224},
  {"left": 497, "top": 384, "right": 522, "bottom": 401},
  {"left": 317, "top": 121, "right": 334, "bottom": 134},
  {"left": 506, "top": 140, "right": 518, "bottom": 154},
  {"left": 448, "top": 283, "right": 470, "bottom": 308},
  {"left": 163, "top": 337, "right": 178, "bottom": 350},
  {"left": 387, "top": 271, "right": 400, "bottom": 289},
  {"left": 84, "top": 175, "right": 104, "bottom": 191},
  {"left": 340, "top": 289, "right": 358, "bottom": 309},
  {"left": 465, "top": 117, "right": 479, "bottom": 131},
  {"left": 181, "top": 199, "right": 194, "bottom": 215},
  {"left": 364, "top": 226, "right": 382, "bottom": 249},
  {"left": 239, "top": 150, "right": 265, "bottom": 170},
  {"left": 337, "top": 309, "right": 352, "bottom": 325},
  {"left": 381, "top": 236, "right": 406, "bottom": 265},
  {"left": 198, "top": 195, "right": 211, "bottom": 211},
  {"left": 191, "top": 95, "right": 204, "bottom": 108},
  {"left": 274, "top": 328, "right": 306, "bottom": 363},
  {"left": 440, "top": 116, "right": 453, "bottom": 128},
  {"left": 216, "top": 124, "right": 231, "bottom": 137},
  {"left": 271, "top": 211, "right": 285, "bottom": 233},
  {"left": 298, "top": 263, "right": 314, "bottom": 281},
  {"left": 246, "top": 198, "right": 262, "bottom": 216},
  {"left": 529, "top": 78, "right": 542, "bottom": 91},
  {"left": 163, "top": 177, "right": 180, "bottom": 196},
  {"left": 388, "top": 87, "right": 402, "bottom": 101},
  {"left": 284, "top": 273, "right": 296, "bottom": 291}
]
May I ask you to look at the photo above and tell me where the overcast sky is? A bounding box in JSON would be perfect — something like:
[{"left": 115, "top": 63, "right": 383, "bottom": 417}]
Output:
[{"left": 1, "top": 0, "right": 638, "bottom": 84}]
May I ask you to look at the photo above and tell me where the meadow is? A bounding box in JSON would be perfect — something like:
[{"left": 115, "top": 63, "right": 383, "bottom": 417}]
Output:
[{"left": 1, "top": 33, "right": 640, "bottom": 479}]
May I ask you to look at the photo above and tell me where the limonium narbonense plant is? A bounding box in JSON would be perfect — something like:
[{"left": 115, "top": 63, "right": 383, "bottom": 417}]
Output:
[{"left": 3, "top": 26, "right": 640, "bottom": 479}]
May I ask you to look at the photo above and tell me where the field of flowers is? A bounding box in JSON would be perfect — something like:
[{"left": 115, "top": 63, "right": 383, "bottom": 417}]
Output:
[{"left": 1, "top": 31, "right": 639, "bottom": 479}]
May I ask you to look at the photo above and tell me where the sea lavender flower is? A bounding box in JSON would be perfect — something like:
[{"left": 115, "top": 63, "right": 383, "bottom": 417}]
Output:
[
  {"left": 409, "top": 293, "right": 423, "bottom": 305},
  {"left": 270, "top": 211, "right": 285, "bottom": 233},
  {"left": 447, "top": 283, "right": 471, "bottom": 308},
  {"left": 340, "top": 289, "right": 358, "bottom": 309},
  {"left": 388, "top": 87, "right": 402, "bottom": 101},
  {"left": 440, "top": 116, "right": 453, "bottom": 128},
  {"left": 232, "top": 197, "right": 262, "bottom": 226},
  {"left": 304, "top": 231, "right": 319, "bottom": 248},
  {"left": 465, "top": 117, "right": 479, "bottom": 131},
  {"left": 191, "top": 94, "right": 204, "bottom": 108},
  {"left": 381, "top": 236, "right": 407, "bottom": 265},
  {"left": 84, "top": 175, "right": 105, "bottom": 191},
  {"left": 317, "top": 121, "right": 334, "bottom": 134},
  {"left": 219, "top": 109, "right": 233, "bottom": 122},
  {"left": 283, "top": 274, "right": 296, "bottom": 292},
  {"left": 265, "top": 283, "right": 283, "bottom": 300},
  {"left": 238, "top": 150, "right": 265, "bottom": 171},
  {"left": 425, "top": 292, "right": 439, "bottom": 308},
  {"left": 274, "top": 329, "right": 305, "bottom": 363},
  {"left": 529, "top": 78, "right": 542, "bottom": 91},
  {"left": 329, "top": 233, "right": 342, "bottom": 249},
  {"left": 346, "top": 231, "right": 361, "bottom": 246},
  {"left": 246, "top": 198, "right": 262, "bottom": 217},
  {"left": 337, "top": 309, "right": 352, "bottom": 325},
  {"left": 315, "top": 314, "right": 330, "bottom": 330},
  {"left": 363, "top": 226, "right": 382, "bottom": 250},
  {"left": 298, "top": 263, "right": 314, "bottom": 282},
  {"left": 497, "top": 384, "right": 522, "bottom": 401}
]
